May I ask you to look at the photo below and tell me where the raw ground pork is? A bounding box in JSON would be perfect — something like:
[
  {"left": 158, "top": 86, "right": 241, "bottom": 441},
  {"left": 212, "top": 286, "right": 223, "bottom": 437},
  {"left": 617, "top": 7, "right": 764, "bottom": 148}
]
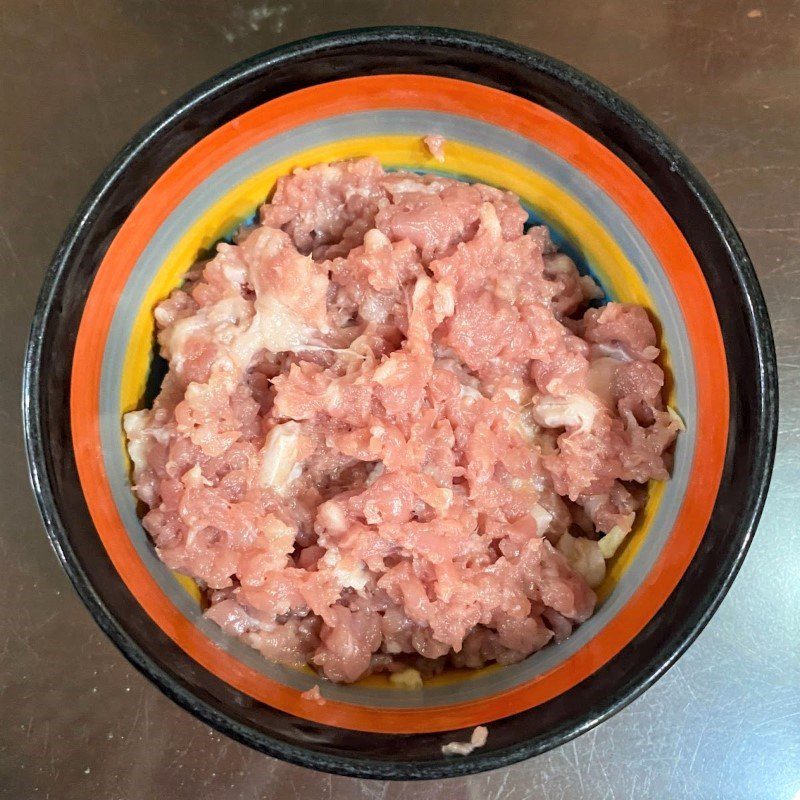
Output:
[{"left": 125, "top": 158, "right": 681, "bottom": 684}]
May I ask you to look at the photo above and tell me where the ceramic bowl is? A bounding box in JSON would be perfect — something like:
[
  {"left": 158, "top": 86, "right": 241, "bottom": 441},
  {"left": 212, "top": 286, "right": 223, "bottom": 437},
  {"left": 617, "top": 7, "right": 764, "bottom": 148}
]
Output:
[{"left": 23, "top": 27, "right": 777, "bottom": 779}]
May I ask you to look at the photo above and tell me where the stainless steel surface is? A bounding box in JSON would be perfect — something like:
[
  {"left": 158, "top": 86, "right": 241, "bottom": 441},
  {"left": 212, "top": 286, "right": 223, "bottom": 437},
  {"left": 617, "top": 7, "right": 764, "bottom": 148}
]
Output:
[{"left": 1, "top": 1, "right": 797, "bottom": 797}]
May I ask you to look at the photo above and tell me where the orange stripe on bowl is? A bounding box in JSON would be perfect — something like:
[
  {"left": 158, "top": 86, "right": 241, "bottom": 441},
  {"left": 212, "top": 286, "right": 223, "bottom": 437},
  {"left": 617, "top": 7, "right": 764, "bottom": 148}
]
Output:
[{"left": 71, "top": 75, "right": 728, "bottom": 733}]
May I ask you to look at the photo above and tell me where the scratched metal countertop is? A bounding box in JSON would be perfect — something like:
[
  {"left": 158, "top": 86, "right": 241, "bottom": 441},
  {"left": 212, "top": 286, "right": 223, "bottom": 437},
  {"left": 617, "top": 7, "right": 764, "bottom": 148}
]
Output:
[{"left": 1, "top": 1, "right": 797, "bottom": 798}]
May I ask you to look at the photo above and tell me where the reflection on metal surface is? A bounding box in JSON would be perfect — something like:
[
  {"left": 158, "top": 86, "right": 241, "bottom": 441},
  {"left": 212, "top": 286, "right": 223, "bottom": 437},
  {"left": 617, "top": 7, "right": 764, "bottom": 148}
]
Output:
[{"left": 1, "top": 0, "right": 798, "bottom": 797}]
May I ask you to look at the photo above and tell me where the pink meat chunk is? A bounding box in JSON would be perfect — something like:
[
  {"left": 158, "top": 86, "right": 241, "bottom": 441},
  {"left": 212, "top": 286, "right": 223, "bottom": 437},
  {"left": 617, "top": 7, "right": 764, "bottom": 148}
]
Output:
[{"left": 125, "top": 158, "right": 680, "bottom": 683}]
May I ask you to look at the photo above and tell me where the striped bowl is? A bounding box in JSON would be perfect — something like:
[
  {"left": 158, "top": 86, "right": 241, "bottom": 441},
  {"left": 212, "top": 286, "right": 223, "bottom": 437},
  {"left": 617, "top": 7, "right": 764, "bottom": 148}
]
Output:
[{"left": 23, "top": 28, "right": 777, "bottom": 779}]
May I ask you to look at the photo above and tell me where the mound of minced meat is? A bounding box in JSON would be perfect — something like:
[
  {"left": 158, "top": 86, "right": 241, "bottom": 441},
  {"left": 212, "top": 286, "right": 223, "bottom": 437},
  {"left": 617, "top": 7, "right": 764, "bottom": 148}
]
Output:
[{"left": 125, "top": 158, "right": 680, "bottom": 683}]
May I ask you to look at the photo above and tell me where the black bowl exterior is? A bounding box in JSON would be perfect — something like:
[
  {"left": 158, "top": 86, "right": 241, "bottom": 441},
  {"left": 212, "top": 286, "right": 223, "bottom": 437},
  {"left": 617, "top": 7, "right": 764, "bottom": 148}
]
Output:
[{"left": 23, "top": 27, "right": 777, "bottom": 779}]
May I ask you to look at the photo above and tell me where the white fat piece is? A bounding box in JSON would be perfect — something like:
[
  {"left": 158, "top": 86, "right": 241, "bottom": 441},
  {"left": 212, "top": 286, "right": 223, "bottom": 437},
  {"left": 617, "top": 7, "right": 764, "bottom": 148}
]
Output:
[
  {"left": 207, "top": 294, "right": 252, "bottom": 342},
  {"left": 373, "top": 353, "right": 410, "bottom": 386},
  {"left": 315, "top": 499, "right": 349, "bottom": 543},
  {"left": 598, "top": 513, "right": 636, "bottom": 560},
  {"left": 497, "top": 385, "right": 530, "bottom": 405},
  {"left": 667, "top": 406, "right": 686, "bottom": 431},
  {"left": 160, "top": 314, "right": 206, "bottom": 365},
  {"left": 253, "top": 293, "right": 318, "bottom": 354},
  {"left": 237, "top": 231, "right": 328, "bottom": 361},
  {"left": 496, "top": 385, "right": 539, "bottom": 441},
  {"left": 433, "top": 282, "right": 456, "bottom": 320},
  {"left": 531, "top": 502, "right": 554, "bottom": 536},
  {"left": 365, "top": 462, "right": 385, "bottom": 487},
  {"left": 478, "top": 202, "right": 502, "bottom": 238},
  {"left": 591, "top": 341, "right": 633, "bottom": 362},
  {"left": 389, "top": 668, "right": 424, "bottom": 690},
  {"left": 321, "top": 547, "right": 370, "bottom": 593},
  {"left": 515, "top": 409, "right": 541, "bottom": 444},
  {"left": 258, "top": 422, "right": 304, "bottom": 492},
  {"left": 543, "top": 252, "right": 576, "bottom": 277},
  {"left": 384, "top": 176, "right": 447, "bottom": 197},
  {"left": 363, "top": 228, "right": 391, "bottom": 252},
  {"left": 160, "top": 292, "right": 257, "bottom": 374},
  {"left": 557, "top": 532, "right": 606, "bottom": 589},
  {"left": 580, "top": 274, "right": 604, "bottom": 300},
  {"left": 459, "top": 383, "right": 483, "bottom": 404},
  {"left": 533, "top": 393, "right": 600, "bottom": 432},
  {"left": 543, "top": 253, "right": 603, "bottom": 301},
  {"left": 181, "top": 464, "right": 212, "bottom": 489},
  {"left": 123, "top": 410, "right": 152, "bottom": 477},
  {"left": 411, "top": 275, "right": 432, "bottom": 307}
]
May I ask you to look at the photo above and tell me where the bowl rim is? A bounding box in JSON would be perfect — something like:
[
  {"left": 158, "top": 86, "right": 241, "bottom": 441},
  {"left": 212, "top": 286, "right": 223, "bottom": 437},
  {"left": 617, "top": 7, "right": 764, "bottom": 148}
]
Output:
[{"left": 22, "top": 25, "right": 778, "bottom": 780}]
